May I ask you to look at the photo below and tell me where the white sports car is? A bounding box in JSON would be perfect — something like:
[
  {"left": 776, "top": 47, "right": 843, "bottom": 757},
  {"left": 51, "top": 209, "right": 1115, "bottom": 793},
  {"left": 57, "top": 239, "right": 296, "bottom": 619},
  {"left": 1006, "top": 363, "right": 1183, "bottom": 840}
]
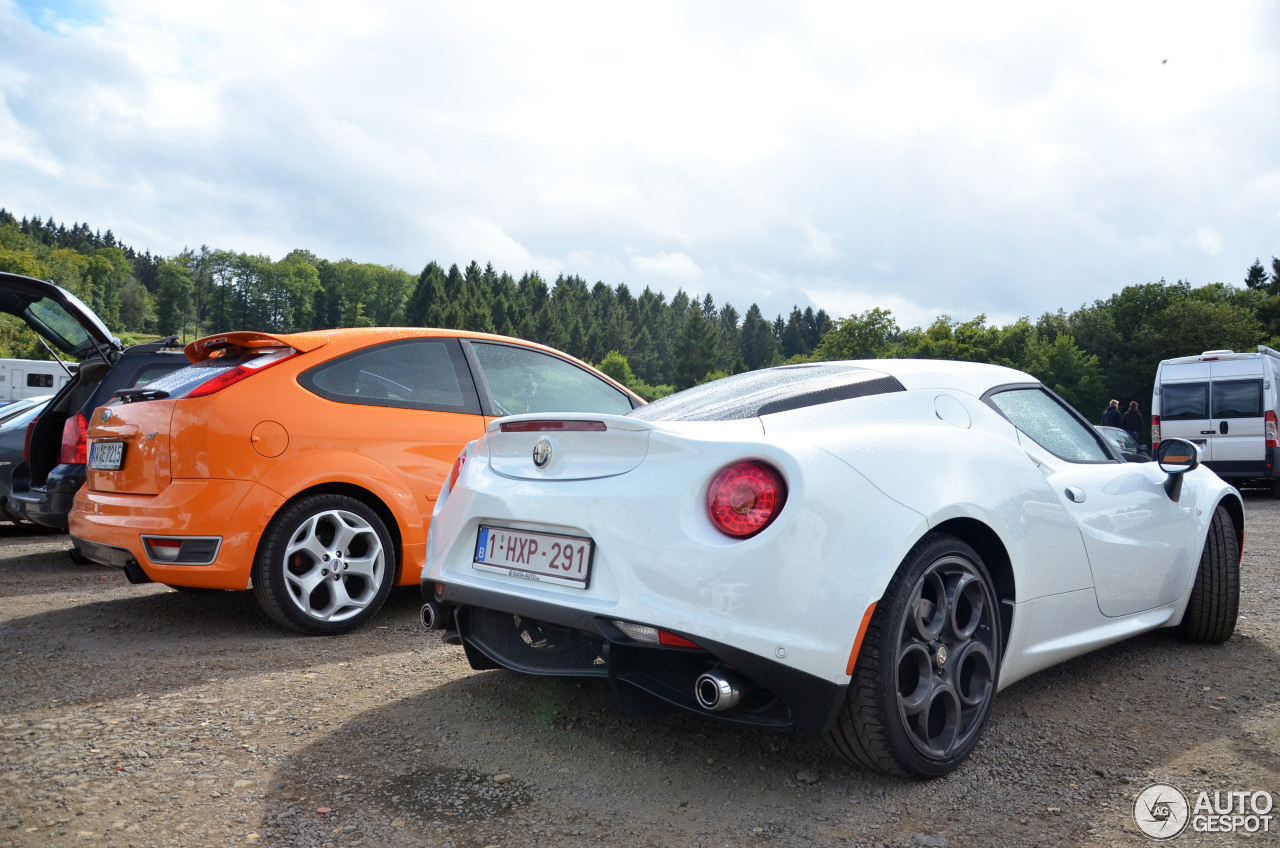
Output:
[{"left": 422, "top": 360, "right": 1242, "bottom": 778}]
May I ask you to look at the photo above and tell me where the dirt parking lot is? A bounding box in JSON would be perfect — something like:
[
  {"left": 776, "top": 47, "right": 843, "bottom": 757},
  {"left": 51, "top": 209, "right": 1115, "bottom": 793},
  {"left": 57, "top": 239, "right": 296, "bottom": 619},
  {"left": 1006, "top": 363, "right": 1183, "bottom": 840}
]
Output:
[{"left": 2, "top": 496, "right": 1278, "bottom": 848}]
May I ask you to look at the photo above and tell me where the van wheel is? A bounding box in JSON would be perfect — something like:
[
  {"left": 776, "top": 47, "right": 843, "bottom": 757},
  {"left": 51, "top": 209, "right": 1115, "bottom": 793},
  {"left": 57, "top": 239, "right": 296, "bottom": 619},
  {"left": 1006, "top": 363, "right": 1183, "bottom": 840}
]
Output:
[
  {"left": 1177, "top": 505, "right": 1239, "bottom": 643},
  {"left": 1270, "top": 480, "right": 1280, "bottom": 499},
  {"left": 253, "top": 494, "right": 396, "bottom": 635}
]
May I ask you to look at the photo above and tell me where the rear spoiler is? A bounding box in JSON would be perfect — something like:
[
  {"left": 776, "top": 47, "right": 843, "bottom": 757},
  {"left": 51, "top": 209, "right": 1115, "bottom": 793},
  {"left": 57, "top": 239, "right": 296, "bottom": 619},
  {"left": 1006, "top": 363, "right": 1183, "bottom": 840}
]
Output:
[{"left": 186, "top": 331, "right": 326, "bottom": 363}]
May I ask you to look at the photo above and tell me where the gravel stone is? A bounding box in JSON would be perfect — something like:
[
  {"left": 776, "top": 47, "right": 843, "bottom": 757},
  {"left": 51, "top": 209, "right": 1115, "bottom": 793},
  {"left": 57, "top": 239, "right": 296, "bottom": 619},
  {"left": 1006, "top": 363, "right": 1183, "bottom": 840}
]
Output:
[{"left": 2, "top": 495, "right": 1279, "bottom": 847}]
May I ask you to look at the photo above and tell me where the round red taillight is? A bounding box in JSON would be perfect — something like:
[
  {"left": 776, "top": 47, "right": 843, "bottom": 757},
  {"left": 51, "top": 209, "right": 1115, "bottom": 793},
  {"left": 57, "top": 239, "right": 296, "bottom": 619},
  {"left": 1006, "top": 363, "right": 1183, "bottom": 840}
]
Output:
[{"left": 707, "top": 462, "right": 785, "bottom": 538}]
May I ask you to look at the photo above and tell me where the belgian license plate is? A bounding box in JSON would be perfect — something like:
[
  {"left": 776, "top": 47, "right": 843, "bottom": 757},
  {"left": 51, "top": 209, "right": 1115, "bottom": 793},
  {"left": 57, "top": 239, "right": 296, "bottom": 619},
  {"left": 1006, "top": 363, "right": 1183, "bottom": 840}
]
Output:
[
  {"left": 88, "top": 440, "right": 125, "bottom": 471},
  {"left": 473, "top": 526, "right": 593, "bottom": 588}
]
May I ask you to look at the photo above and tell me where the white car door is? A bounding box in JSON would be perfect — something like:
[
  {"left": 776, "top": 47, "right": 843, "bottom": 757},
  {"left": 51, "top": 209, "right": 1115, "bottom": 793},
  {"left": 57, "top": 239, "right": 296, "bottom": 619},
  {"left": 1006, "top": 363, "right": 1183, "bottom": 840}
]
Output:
[{"left": 987, "top": 386, "right": 1199, "bottom": 618}]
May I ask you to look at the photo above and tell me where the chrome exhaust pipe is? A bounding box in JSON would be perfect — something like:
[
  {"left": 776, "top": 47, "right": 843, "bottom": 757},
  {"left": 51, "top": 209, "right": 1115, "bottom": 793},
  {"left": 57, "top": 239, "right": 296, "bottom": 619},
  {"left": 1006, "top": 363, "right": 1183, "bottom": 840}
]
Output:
[
  {"left": 695, "top": 669, "right": 749, "bottom": 711},
  {"left": 421, "top": 601, "right": 447, "bottom": 630}
]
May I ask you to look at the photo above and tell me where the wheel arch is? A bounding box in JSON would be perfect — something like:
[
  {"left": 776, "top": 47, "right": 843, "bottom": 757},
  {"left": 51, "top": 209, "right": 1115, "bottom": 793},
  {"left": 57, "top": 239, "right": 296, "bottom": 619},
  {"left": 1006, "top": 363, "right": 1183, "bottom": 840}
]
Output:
[
  {"left": 255, "top": 482, "right": 405, "bottom": 584},
  {"left": 1216, "top": 493, "right": 1244, "bottom": 559},
  {"left": 931, "top": 516, "right": 1015, "bottom": 659}
]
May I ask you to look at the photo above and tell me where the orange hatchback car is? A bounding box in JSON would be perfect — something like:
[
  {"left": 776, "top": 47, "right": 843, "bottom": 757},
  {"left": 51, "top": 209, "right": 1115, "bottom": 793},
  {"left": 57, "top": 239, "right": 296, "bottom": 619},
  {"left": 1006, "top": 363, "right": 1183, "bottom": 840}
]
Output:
[{"left": 69, "top": 328, "right": 641, "bottom": 634}]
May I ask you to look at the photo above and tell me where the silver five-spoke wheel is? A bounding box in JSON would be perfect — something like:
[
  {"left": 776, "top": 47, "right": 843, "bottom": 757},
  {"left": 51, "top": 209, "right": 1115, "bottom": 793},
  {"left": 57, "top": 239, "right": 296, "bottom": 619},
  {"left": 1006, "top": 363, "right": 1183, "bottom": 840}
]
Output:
[{"left": 254, "top": 494, "right": 397, "bottom": 635}]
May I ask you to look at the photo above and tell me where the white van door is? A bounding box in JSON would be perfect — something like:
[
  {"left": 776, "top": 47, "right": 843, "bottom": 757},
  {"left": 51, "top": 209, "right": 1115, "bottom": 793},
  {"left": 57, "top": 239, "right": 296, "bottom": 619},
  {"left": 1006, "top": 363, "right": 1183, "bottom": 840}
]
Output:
[
  {"left": 1208, "top": 358, "right": 1266, "bottom": 464},
  {"left": 1157, "top": 361, "right": 1213, "bottom": 461}
]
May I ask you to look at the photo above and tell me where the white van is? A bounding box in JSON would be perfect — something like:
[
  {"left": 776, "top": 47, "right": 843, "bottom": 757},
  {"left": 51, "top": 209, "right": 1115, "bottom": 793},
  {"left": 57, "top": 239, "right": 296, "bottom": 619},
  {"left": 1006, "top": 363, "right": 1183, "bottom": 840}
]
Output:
[
  {"left": 0, "top": 358, "right": 76, "bottom": 403},
  {"left": 1151, "top": 345, "right": 1280, "bottom": 492}
]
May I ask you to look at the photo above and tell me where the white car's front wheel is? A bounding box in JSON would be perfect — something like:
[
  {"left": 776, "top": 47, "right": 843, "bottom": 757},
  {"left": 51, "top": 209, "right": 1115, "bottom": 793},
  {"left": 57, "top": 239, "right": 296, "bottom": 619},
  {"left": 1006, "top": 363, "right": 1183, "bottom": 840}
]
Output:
[{"left": 827, "top": 534, "right": 1001, "bottom": 778}]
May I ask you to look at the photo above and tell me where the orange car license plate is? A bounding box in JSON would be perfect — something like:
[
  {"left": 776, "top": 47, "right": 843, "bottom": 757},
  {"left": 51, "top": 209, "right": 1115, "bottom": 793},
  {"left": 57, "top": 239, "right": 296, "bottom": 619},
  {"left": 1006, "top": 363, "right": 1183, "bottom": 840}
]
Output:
[
  {"left": 473, "top": 526, "right": 592, "bottom": 588},
  {"left": 88, "top": 441, "right": 125, "bottom": 471}
]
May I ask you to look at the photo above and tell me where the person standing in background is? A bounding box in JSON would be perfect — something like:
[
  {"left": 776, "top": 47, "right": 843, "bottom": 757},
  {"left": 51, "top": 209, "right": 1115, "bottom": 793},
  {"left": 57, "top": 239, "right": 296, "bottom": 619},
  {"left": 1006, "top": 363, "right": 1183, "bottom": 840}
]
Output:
[
  {"left": 1102, "top": 399, "right": 1122, "bottom": 427},
  {"left": 1121, "top": 401, "right": 1143, "bottom": 443}
]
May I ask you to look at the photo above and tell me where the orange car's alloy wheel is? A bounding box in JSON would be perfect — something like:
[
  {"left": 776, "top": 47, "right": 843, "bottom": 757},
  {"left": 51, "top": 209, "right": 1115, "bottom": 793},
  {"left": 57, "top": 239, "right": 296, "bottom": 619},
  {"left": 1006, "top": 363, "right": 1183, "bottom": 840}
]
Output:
[{"left": 252, "top": 494, "right": 396, "bottom": 635}]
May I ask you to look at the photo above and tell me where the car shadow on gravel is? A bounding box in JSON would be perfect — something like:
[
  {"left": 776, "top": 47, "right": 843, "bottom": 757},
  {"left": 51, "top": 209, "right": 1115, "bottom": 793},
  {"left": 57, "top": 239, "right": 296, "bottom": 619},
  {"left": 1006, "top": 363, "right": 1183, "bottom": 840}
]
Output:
[{"left": 257, "top": 626, "right": 1280, "bottom": 847}]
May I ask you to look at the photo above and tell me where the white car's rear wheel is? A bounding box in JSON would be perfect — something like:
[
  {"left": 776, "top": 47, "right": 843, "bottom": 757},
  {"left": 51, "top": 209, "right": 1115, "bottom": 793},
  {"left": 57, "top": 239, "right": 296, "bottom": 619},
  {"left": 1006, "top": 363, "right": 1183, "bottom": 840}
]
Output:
[
  {"left": 827, "top": 534, "right": 1001, "bottom": 778},
  {"left": 253, "top": 494, "right": 396, "bottom": 635}
]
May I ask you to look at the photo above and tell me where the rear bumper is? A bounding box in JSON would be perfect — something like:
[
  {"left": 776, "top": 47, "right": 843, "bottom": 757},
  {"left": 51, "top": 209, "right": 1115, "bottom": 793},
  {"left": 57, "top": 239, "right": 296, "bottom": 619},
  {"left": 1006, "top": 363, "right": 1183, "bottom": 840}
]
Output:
[
  {"left": 433, "top": 581, "right": 846, "bottom": 734},
  {"left": 1204, "top": 449, "right": 1280, "bottom": 483},
  {"left": 69, "top": 478, "right": 287, "bottom": 589},
  {"left": 7, "top": 463, "right": 85, "bottom": 530}
]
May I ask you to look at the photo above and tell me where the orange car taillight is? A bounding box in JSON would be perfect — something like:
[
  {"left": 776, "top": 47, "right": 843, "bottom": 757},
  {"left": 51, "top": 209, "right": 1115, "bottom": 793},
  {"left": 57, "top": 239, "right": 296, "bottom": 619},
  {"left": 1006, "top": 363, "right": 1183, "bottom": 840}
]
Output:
[
  {"left": 185, "top": 351, "right": 298, "bottom": 399},
  {"left": 706, "top": 461, "right": 786, "bottom": 538},
  {"left": 1151, "top": 415, "right": 1161, "bottom": 451},
  {"left": 61, "top": 412, "right": 88, "bottom": 465}
]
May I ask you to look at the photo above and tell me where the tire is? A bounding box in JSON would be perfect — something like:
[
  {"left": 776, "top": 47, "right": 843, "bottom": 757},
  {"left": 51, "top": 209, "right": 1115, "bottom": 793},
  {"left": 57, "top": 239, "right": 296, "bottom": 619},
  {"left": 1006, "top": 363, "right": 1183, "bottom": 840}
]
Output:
[
  {"left": 1176, "top": 504, "right": 1239, "bottom": 643},
  {"left": 252, "top": 494, "right": 396, "bottom": 635},
  {"left": 826, "top": 534, "right": 1001, "bottom": 778}
]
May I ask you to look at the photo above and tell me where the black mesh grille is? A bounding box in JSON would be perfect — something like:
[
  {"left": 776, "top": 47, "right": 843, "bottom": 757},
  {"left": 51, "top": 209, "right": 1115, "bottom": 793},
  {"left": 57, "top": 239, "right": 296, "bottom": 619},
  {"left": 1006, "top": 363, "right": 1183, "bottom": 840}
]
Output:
[
  {"left": 463, "top": 608, "right": 607, "bottom": 676},
  {"left": 756, "top": 374, "right": 906, "bottom": 416}
]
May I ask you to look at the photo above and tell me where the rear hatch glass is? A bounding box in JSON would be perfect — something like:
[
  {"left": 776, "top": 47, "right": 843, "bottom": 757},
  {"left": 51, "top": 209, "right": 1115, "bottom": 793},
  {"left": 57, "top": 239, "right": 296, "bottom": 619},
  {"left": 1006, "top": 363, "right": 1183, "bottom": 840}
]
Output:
[
  {"left": 0, "top": 274, "right": 117, "bottom": 359},
  {"left": 126, "top": 348, "right": 290, "bottom": 401},
  {"left": 630, "top": 363, "right": 904, "bottom": 422}
]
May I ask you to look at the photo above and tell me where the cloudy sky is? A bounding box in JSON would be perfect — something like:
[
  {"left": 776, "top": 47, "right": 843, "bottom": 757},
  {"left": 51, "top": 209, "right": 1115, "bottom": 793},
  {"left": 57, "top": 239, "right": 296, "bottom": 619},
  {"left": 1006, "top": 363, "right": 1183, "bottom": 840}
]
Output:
[{"left": 3, "top": 2, "right": 1279, "bottom": 329}]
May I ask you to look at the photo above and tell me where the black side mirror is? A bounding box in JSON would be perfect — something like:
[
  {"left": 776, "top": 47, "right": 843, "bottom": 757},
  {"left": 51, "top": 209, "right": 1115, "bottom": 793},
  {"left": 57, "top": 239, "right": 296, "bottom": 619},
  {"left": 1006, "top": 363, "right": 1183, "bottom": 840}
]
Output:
[{"left": 1156, "top": 438, "right": 1200, "bottom": 501}]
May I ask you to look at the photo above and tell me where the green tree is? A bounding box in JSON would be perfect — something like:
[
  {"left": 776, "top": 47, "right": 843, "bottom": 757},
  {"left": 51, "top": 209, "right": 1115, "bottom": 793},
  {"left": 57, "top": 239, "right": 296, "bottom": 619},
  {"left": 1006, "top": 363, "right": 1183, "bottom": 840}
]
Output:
[
  {"left": 675, "top": 308, "right": 719, "bottom": 390},
  {"left": 740, "top": 304, "right": 778, "bottom": 370},
  {"left": 1244, "top": 259, "right": 1269, "bottom": 291},
  {"left": 154, "top": 256, "right": 195, "bottom": 336},
  {"left": 813, "top": 307, "right": 899, "bottom": 360}
]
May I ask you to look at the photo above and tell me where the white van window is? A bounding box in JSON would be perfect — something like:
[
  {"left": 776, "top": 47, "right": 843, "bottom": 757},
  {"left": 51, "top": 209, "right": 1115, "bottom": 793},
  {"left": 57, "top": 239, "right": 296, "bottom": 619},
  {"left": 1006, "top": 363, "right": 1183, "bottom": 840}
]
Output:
[
  {"left": 1161, "top": 383, "right": 1209, "bottom": 420},
  {"left": 1211, "top": 380, "right": 1263, "bottom": 418}
]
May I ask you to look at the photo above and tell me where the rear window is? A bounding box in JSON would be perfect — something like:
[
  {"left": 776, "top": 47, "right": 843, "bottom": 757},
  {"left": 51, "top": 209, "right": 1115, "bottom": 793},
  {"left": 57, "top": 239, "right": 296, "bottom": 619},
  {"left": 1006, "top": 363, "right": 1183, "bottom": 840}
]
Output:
[
  {"left": 1211, "top": 379, "right": 1263, "bottom": 418},
  {"left": 631, "top": 363, "right": 904, "bottom": 422},
  {"left": 1160, "top": 383, "right": 1209, "bottom": 420},
  {"left": 139, "top": 348, "right": 278, "bottom": 399}
]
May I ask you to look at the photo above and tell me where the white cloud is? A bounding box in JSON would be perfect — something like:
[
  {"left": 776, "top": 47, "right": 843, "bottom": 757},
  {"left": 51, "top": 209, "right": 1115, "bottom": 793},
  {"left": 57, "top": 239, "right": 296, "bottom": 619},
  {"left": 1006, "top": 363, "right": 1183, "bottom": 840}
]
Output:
[
  {"left": 2, "top": 0, "right": 1279, "bottom": 327},
  {"left": 1183, "top": 227, "right": 1225, "bottom": 257},
  {"left": 631, "top": 251, "right": 703, "bottom": 287}
]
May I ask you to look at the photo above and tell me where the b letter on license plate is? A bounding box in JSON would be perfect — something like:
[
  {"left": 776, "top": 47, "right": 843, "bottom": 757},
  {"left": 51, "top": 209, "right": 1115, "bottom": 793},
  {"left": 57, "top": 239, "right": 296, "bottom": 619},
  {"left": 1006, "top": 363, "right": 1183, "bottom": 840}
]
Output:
[{"left": 473, "top": 526, "right": 592, "bottom": 588}]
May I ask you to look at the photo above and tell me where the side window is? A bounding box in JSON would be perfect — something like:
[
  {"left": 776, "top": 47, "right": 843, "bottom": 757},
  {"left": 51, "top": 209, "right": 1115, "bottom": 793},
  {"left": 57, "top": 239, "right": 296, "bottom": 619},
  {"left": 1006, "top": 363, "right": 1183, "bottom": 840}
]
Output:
[
  {"left": 986, "top": 387, "right": 1112, "bottom": 463},
  {"left": 1160, "top": 383, "right": 1209, "bottom": 420},
  {"left": 1211, "top": 380, "right": 1263, "bottom": 418},
  {"left": 300, "top": 338, "right": 479, "bottom": 413},
  {"left": 26, "top": 373, "right": 54, "bottom": 388},
  {"left": 469, "top": 342, "right": 633, "bottom": 416}
]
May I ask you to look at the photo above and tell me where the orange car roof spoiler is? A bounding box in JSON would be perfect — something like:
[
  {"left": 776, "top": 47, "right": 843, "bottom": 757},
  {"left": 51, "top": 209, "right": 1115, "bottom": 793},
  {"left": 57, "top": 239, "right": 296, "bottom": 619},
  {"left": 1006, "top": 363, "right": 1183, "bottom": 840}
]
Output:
[{"left": 185, "top": 331, "right": 325, "bottom": 363}]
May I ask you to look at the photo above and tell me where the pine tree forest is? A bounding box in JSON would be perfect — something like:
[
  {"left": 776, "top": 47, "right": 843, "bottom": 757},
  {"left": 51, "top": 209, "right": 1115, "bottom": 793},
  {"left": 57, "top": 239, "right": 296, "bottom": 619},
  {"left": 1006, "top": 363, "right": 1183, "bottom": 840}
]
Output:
[{"left": 3, "top": 208, "right": 1279, "bottom": 428}]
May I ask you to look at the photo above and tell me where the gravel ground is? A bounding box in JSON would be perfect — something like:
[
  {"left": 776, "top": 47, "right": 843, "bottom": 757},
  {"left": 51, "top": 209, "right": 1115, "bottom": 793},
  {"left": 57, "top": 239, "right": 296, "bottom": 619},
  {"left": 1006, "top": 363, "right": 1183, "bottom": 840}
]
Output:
[{"left": 1, "top": 496, "right": 1278, "bottom": 848}]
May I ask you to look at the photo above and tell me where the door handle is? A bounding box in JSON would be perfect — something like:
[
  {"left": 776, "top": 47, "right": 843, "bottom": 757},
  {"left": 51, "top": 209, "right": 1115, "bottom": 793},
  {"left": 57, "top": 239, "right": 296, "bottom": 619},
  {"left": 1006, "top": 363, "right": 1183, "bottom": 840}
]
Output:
[
  {"left": 1064, "top": 487, "right": 1086, "bottom": 503},
  {"left": 1220, "top": 421, "right": 1229, "bottom": 435}
]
